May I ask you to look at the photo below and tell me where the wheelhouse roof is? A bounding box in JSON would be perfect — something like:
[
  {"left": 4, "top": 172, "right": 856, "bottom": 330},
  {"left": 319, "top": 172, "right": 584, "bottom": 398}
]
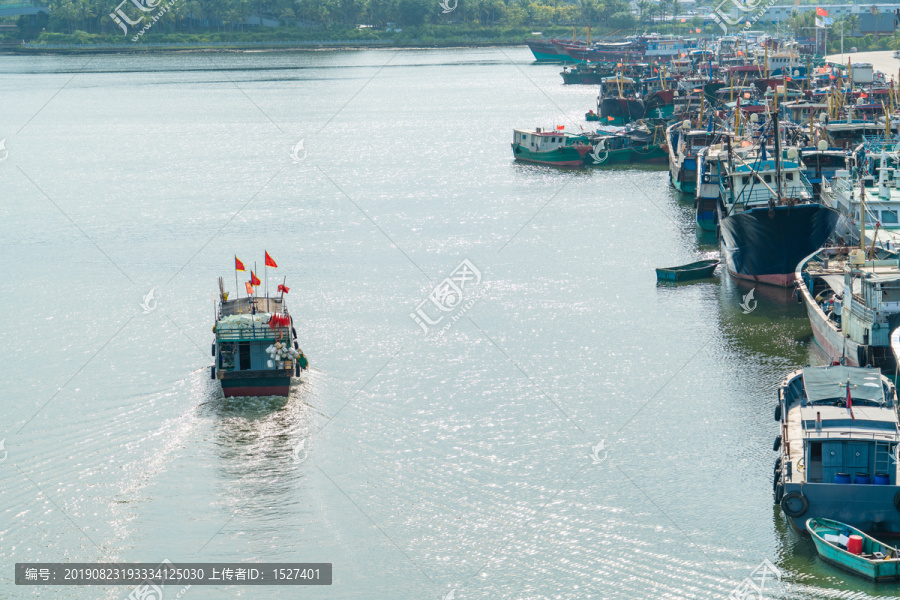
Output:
[{"left": 802, "top": 366, "right": 884, "bottom": 404}]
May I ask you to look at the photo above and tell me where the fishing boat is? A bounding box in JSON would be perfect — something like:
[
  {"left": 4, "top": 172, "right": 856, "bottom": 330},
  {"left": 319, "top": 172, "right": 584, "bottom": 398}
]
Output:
[
  {"left": 655, "top": 259, "right": 719, "bottom": 282},
  {"left": 716, "top": 113, "right": 838, "bottom": 287},
  {"left": 212, "top": 266, "right": 308, "bottom": 397},
  {"left": 821, "top": 148, "right": 900, "bottom": 248},
  {"left": 807, "top": 518, "right": 900, "bottom": 581},
  {"left": 582, "top": 134, "right": 635, "bottom": 166},
  {"left": 775, "top": 364, "right": 900, "bottom": 535},
  {"left": 511, "top": 128, "right": 591, "bottom": 167},
  {"left": 561, "top": 62, "right": 612, "bottom": 85},
  {"left": 795, "top": 245, "right": 900, "bottom": 369},
  {"left": 597, "top": 76, "right": 644, "bottom": 126},
  {"left": 667, "top": 122, "right": 719, "bottom": 195}
]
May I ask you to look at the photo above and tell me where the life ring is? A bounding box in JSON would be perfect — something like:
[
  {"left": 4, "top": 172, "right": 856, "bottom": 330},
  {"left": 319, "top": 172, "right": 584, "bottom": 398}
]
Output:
[
  {"left": 702, "top": 173, "right": 711, "bottom": 183},
  {"left": 781, "top": 491, "right": 808, "bottom": 517}
]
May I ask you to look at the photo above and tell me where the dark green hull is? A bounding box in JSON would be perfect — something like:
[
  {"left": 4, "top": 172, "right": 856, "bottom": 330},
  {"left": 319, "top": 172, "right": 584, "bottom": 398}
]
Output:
[{"left": 512, "top": 143, "right": 585, "bottom": 167}]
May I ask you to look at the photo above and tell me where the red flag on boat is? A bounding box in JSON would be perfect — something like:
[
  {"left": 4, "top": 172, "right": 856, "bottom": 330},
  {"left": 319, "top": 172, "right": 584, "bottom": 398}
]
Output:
[
  {"left": 250, "top": 271, "right": 261, "bottom": 286},
  {"left": 847, "top": 385, "right": 855, "bottom": 420},
  {"left": 556, "top": 125, "right": 565, "bottom": 130},
  {"left": 816, "top": 6, "right": 828, "bottom": 16},
  {"left": 607, "top": 116, "right": 615, "bottom": 121},
  {"left": 278, "top": 284, "right": 290, "bottom": 294},
  {"left": 245, "top": 281, "right": 254, "bottom": 295},
  {"left": 235, "top": 256, "right": 245, "bottom": 271},
  {"left": 265, "top": 251, "right": 277, "bottom": 268},
  {"left": 861, "top": 92, "right": 868, "bottom": 98}
]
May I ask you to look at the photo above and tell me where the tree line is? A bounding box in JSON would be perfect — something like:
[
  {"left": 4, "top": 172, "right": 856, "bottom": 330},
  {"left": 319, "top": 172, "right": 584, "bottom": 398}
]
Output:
[{"left": 18, "top": 0, "right": 637, "bottom": 38}]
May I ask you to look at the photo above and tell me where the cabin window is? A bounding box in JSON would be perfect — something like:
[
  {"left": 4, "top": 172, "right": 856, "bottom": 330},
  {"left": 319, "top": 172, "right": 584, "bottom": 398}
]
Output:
[
  {"left": 882, "top": 210, "right": 899, "bottom": 224},
  {"left": 218, "top": 342, "right": 235, "bottom": 370},
  {"left": 785, "top": 173, "right": 794, "bottom": 181},
  {"left": 764, "top": 174, "right": 772, "bottom": 183},
  {"left": 238, "top": 342, "right": 251, "bottom": 371},
  {"left": 742, "top": 176, "right": 750, "bottom": 185}
]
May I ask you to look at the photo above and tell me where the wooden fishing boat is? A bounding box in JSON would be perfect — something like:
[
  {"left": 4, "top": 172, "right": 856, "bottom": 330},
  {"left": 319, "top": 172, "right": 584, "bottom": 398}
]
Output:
[
  {"left": 807, "top": 518, "right": 900, "bottom": 581},
  {"left": 655, "top": 259, "right": 719, "bottom": 282}
]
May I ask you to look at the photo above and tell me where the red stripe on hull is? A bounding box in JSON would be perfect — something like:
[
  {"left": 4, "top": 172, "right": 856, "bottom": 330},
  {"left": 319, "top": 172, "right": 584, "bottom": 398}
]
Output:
[
  {"left": 516, "top": 157, "right": 584, "bottom": 168},
  {"left": 726, "top": 268, "right": 794, "bottom": 288},
  {"left": 223, "top": 386, "right": 290, "bottom": 397}
]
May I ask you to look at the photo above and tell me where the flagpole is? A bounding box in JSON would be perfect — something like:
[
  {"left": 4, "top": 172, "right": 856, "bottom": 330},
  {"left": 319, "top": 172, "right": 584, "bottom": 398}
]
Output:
[
  {"left": 280, "top": 276, "right": 286, "bottom": 302},
  {"left": 234, "top": 256, "right": 239, "bottom": 300},
  {"left": 265, "top": 253, "right": 268, "bottom": 302},
  {"left": 254, "top": 261, "right": 258, "bottom": 300}
]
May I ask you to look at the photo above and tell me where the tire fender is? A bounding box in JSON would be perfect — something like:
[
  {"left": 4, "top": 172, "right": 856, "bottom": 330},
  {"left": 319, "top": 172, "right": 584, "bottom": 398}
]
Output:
[{"left": 781, "top": 491, "right": 808, "bottom": 518}]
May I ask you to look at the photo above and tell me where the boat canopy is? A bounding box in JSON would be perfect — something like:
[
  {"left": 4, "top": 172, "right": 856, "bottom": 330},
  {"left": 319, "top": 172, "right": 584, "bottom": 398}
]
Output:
[{"left": 802, "top": 366, "right": 885, "bottom": 404}]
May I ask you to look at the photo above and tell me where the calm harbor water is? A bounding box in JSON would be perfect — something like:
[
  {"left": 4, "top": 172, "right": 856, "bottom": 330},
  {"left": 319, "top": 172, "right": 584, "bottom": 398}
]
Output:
[{"left": 0, "top": 47, "right": 896, "bottom": 599}]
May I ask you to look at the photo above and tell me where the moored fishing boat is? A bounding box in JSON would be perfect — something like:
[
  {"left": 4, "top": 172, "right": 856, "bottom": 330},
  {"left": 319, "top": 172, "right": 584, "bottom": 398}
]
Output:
[
  {"left": 807, "top": 518, "right": 900, "bottom": 581},
  {"left": 512, "top": 127, "right": 591, "bottom": 167},
  {"left": 597, "top": 76, "right": 644, "bottom": 126},
  {"left": 667, "top": 122, "right": 719, "bottom": 195},
  {"left": 775, "top": 364, "right": 900, "bottom": 535},
  {"left": 795, "top": 246, "right": 900, "bottom": 369},
  {"left": 212, "top": 257, "right": 308, "bottom": 397},
  {"left": 716, "top": 112, "right": 838, "bottom": 287}
]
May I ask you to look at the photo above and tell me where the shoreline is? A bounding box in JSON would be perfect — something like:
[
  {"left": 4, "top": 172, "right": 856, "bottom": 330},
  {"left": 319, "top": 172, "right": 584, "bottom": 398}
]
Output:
[{"left": 0, "top": 38, "right": 535, "bottom": 55}]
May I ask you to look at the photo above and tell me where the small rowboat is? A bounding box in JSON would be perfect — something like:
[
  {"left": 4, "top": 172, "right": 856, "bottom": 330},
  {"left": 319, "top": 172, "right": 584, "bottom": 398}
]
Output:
[
  {"left": 655, "top": 259, "right": 719, "bottom": 282},
  {"left": 807, "top": 518, "right": 900, "bottom": 582}
]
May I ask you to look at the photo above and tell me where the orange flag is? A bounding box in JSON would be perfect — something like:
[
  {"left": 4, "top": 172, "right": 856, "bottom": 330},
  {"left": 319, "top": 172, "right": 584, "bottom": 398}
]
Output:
[
  {"left": 265, "top": 251, "right": 277, "bottom": 268},
  {"left": 245, "top": 281, "right": 254, "bottom": 295},
  {"left": 235, "top": 256, "right": 245, "bottom": 271},
  {"left": 250, "top": 271, "right": 261, "bottom": 286},
  {"left": 607, "top": 116, "right": 614, "bottom": 121}
]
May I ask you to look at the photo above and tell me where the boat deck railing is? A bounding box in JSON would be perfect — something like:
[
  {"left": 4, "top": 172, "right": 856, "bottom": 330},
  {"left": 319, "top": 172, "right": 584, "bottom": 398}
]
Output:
[
  {"left": 216, "top": 325, "right": 291, "bottom": 342},
  {"left": 801, "top": 427, "right": 900, "bottom": 442},
  {"left": 218, "top": 296, "right": 289, "bottom": 319}
]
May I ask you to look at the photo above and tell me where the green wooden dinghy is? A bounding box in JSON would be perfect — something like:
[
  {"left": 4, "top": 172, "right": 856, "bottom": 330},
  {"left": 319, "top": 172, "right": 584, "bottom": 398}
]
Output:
[
  {"left": 807, "top": 518, "right": 900, "bottom": 582},
  {"left": 655, "top": 259, "right": 719, "bottom": 282}
]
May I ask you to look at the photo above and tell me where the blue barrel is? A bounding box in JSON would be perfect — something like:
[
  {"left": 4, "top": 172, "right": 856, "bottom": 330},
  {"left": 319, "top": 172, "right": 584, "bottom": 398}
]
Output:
[
  {"left": 875, "top": 473, "right": 891, "bottom": 485},
  {"left": 855, "top": 472, "right": 871, "bottom": 485},
  {"left": 834, "top": 473, "right": 852, "bottom": 484}
]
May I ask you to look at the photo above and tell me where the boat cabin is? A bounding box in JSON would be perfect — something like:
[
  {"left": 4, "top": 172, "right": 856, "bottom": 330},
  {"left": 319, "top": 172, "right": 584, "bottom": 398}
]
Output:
[
  {"left": 513, "top": 128, "right": 585, "bottom": 152},
  {"left": 722, "top": 159, "right": 813, "bottom": 207},
  {"left": 214, "top": 296, "right": 293, "bottom": 373},
  {"left": 782, "top": 366, "right": 898, "bottom": 486}
]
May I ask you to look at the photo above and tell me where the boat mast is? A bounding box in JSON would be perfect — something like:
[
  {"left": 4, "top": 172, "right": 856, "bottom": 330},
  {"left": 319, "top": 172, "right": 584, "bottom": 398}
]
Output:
[
  {"left": 860, "top": 175, "right": 867, "bottom": 251},
  {"left": 773, "top": 108, "right": 783, "bottom": 203}
]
